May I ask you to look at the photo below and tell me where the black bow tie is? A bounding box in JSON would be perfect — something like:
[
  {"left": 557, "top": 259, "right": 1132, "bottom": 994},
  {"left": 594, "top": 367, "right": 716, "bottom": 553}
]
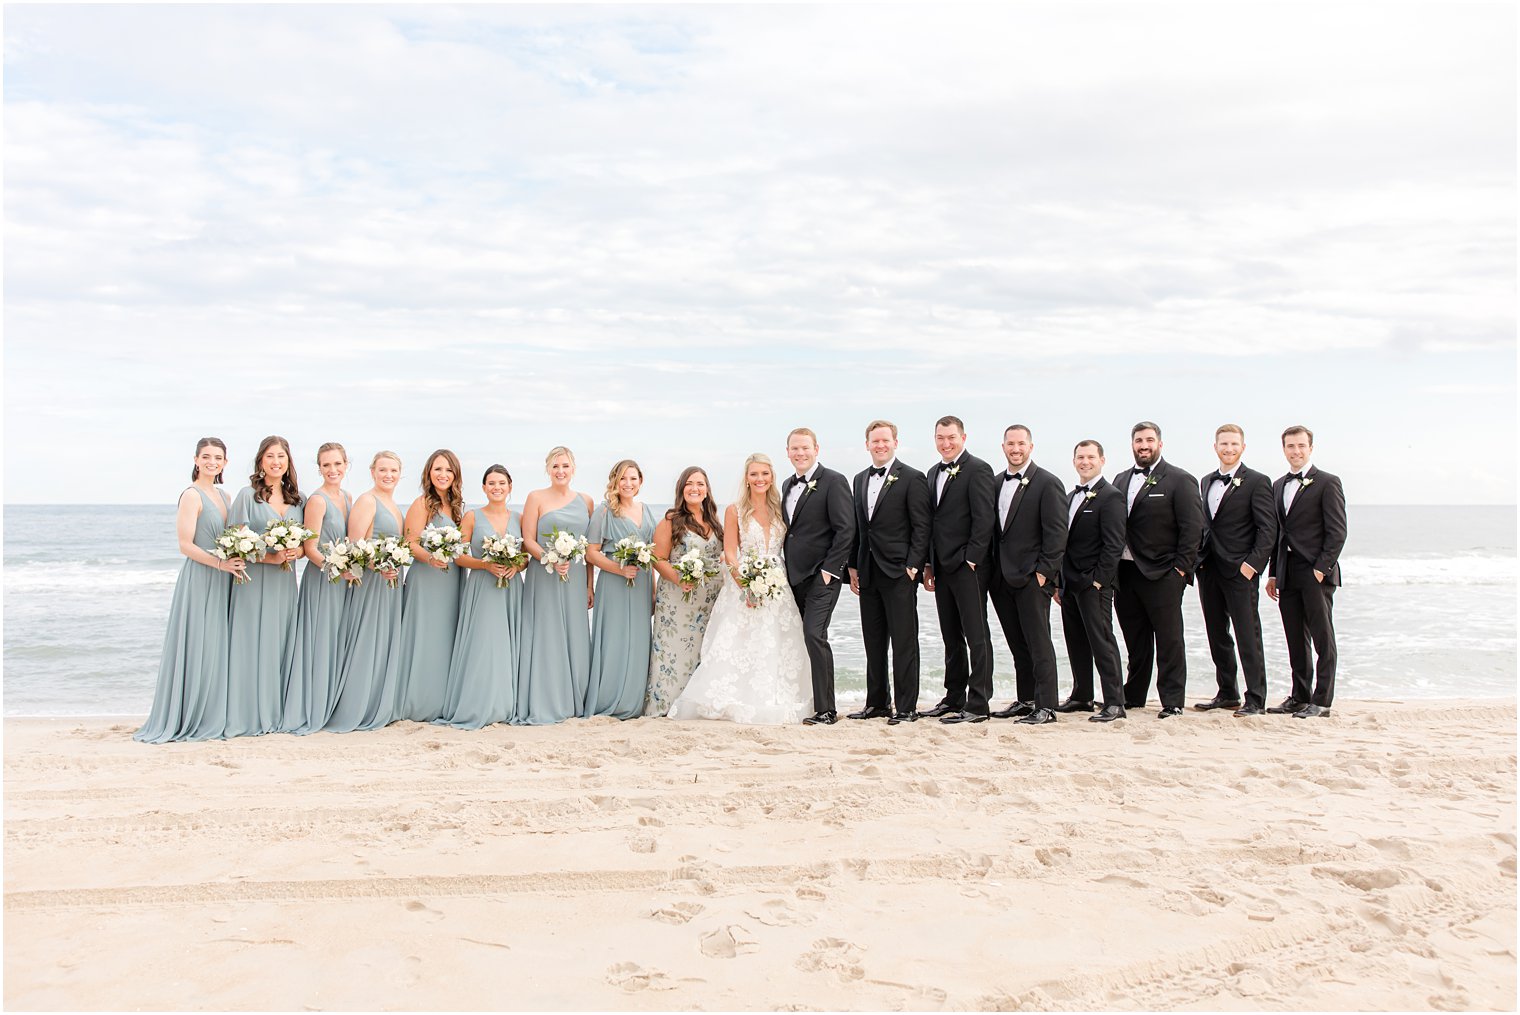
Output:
[
  {"left": 1213, "top": 472, "right": 1232, "bottom": 484},
  {"left": 1290, "top": 472, "right": 1304, "bottom": 482},
  {"left": 1072, "top": 485, "right": 1089, "bottom": 497},
  {"left": 1135, "top": 466, "right": 1151, "bottom": 477},
  {"left": 1004, "top": 471, "right": 1023, "bottom": 484},
  {"left": 939, "top": 460, "right": 956, "bottom": 473},
  {"left": 868, "top": 466, "right": 887, "bottom": 478}
]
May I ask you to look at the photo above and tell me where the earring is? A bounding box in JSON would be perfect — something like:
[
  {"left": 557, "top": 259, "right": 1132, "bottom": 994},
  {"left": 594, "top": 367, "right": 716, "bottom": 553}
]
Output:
[{"left": 257, "top": 471, "right": 265, "bottom": 479}]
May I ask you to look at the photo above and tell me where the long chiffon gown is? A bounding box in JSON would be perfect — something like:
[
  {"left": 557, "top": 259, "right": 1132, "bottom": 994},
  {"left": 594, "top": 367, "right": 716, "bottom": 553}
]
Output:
[
  {"left": 584, "top": 503, "right": 655, "bottom": 718},
  {"left": 225, "top": 486, "right": 302, "bottom": 737},
  {"left": 516, "top": 496, "right": 592, "bottom": 724},
  {"left": 395, "top": 510, "right": 466, "bottom": 722},
  {"left": 643, "top": 527, "right": 723, "bottom": 716},
  {"left": 280, "top": 489, "right": 351, "bottom": 734},
  {"left": 435, "top": 510, "right": 524, "bottom": 729},
  {"left": 135, "top": 486, "right": 234, "bottom": 744},
  {"left": 324, "top": 499, "right": 406, "bottom": 733}
]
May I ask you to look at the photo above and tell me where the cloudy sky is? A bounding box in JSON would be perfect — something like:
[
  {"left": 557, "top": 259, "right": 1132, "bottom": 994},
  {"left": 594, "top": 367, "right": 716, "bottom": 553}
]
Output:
[{"left": 5, "top": 3, "right": 1514, "bottom": 506}]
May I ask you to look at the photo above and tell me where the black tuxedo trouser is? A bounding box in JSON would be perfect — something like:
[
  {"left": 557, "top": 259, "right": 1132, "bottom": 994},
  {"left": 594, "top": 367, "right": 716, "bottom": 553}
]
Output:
[
  {"left": 1277, "top": 555, "right": 1337, "bottom": 706},
  {"left": 791, "top": 573, "right": 842, "bottom": 714},
  {"left": 932, "top": 563, "right": 994, "bottom": 715},
  {"left": 1115, "top": 560, "right": 1188, "bottom": 709},
  {"left": 1060, "top": 582, "right": 1124, "bottom": 707},
  {"left": 1197, "top": 557, "right": 1267, "bottom": 709},
  {"left": 988, "top": 574, "right": 1059, "bottom": 709},
  {"left": 859, "top": 555, "right": 920, "bottom": 715}
]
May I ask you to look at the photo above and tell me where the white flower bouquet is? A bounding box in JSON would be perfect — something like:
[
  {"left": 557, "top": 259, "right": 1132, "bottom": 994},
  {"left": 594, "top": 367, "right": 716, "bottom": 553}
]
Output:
[
  {"left": 479, "top": 531, "right": 530, "bottom": 589},
  {"left": 672, "top": 545, "right": 721, "bottom": 602},
  {"left": 418, "top": 522, "right": 467, "bottom": 570},
  {"left": 735, "top": 547, "right": 788, "bottom": 608},
  {"left": 540, "top": 526, "right": 589, "bottom": 582},
  {"left": 319, "top": 537, "right": 368, "bottom": 586},
  {"left": 212, "top": 523, "right": 264, "bottom": 585},
  {"left": 262, "top": 518, "right": 316, "bottom": 571},
  {"left": 609, "top": 536, "right": 657, "bottom": 587},
  {"left": 370, "top": 534, "right": 414, "bottom": 590}
]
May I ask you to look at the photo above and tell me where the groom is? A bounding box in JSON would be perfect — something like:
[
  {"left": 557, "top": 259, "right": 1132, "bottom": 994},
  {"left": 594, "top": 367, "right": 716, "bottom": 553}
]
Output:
[{"left": 781, "top": 427, "right": 855, "bottom": 726}]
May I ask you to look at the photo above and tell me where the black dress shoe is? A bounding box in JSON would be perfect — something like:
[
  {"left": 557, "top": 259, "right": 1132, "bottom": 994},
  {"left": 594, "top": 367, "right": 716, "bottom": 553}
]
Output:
[
  {"left": 1293, "top": 704, "right": 1331, "bottom": 718},
  {"left": 1193, "top": 695, "right": 1243, "bottom": 711},
  {"left": 916, "top": 703, "right": 957, "bottom": 719},
  {"left": 940, "top": 711, "right": 988, "bottom": 724},
  {"left": 801, "top": 711, "right": 838, "bottom": 725},
  {"left": 1232, "top": 705, "right": 1266, "bottom": 716},
  {"left": 1089, "top": 705, "right": 1126, "bottom": 723},
  {"left": 1266, "top": 697, "right": 1304, "bottom": 714},
  {"left": 846, "top": 706, "right": 892, "bottom": 720},
  {"left": 1157, "top": 706, "right": 1184, "bottom": 718},
  {"left": 886, "top": 712, "right": 918, "bottom": 724},
  {"left": 1017, "top": 707, "right": 1057, "bottom": 725},
  {"left": 989, "top": 700, "right": 1035, "bottom": 719},
  {"left": 1054, "top": 698, "right": 1094, "bottom": 713}
]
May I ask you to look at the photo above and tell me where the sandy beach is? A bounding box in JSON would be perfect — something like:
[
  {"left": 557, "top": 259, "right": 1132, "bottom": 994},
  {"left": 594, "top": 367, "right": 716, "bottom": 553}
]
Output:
[{"left": 4, "top": 702, "right": 1515, "bottom": 1011}]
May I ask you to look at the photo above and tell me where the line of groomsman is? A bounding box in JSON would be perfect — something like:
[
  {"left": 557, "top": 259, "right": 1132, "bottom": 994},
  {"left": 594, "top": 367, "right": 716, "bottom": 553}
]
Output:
[{"left": 842, "top": 416, "right": 1347, "bottom": 725}]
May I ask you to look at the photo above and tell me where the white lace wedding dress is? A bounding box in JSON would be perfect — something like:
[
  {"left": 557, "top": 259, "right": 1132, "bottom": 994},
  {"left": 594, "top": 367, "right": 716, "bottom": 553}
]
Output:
[{"left": 668, "top": 515, "right": 812, "bottom": 725}]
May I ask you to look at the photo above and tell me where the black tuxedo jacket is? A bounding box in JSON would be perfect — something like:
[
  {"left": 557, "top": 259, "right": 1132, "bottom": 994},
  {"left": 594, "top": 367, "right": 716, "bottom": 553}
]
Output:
[
  {"left": 991, "top": 461, "right": 1067, "bottom": 588},
  {"left": 847, "top": 460, "right": 931, "bottom": 581},
  {"left": 1112, "top": 457, "right": 1204, "bottom": 583},
  {"left": 1197, "top": 464, "right": 1278, "bottom": 575},
  {"left": 926, "top": 451, "right": 997, "bottom": 577},
  {"left": 1062, "top": 477, "right": 1125, "bottom": 590},
  {"left": 1269, "top": 465, "right": 1346, "bottom": 587},
  {"left": 782, "top": 464, "right": 855, "bottom": 586}
]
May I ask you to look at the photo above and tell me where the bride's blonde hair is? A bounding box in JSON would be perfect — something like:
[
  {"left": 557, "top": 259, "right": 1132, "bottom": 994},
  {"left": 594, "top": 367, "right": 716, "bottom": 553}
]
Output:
[{"left": 736, "top": 452, "right": 785, "bottom": 536}]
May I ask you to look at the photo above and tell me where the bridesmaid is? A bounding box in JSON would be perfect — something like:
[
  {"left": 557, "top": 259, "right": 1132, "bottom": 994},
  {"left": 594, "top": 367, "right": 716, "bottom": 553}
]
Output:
[
  {"left": 136, "top": 437, "right": 245, "bottom": 743},
  {"left": 395, "top": 449, "right": 467, "bottom": 722},
  {"left": 516, "top": 446, "right": 594, "bottom": 724},
  {"left": 584, "top": 459, "right": 657, "bottom": 718},
  {"left": 325, "top": 451, "right": 407, "bottom": 733},
  {"left": 644, "top": 467, "right": 725, "bottom": 716},
  {"left": 281, "top": 442, "right": 354, "bottom": 735},
  {"left": 436, "top": 465, "right": 525, "bottom": 729},
  {"left": 225, "top": 435, "right": 304, "bottom": 737}
]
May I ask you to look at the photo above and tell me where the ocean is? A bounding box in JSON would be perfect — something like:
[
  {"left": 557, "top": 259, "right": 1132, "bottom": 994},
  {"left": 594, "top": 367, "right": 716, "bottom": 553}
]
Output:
[{"left": 3, "top": 504, "right": 1514, "bottom": 716}]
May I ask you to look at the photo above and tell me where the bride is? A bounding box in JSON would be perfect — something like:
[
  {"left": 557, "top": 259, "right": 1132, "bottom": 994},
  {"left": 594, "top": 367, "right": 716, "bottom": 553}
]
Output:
[{"left": 669, "top": 453, "right": 812, "bottom": 725}]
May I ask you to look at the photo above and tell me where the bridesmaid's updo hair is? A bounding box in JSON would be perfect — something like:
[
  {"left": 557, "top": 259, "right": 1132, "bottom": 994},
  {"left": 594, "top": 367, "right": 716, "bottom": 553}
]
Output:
[
  {"left": 192, "top": 436, "right": 228, "bottom": 483},
  {"left": 421, "top": 449, "right": 465, "bottom": 523},
  {"left": 482, "top": 464, "right": 512, "bottom": 486},
  {"left": 544, "top": 446, "right": 576, "bottom": 472},
  {"left": 736, "top": 452, "right": 784, "bottom": 536},
  {"left": 251, "top": 435, "right": 303, "bottom": 507},
  {"left": 603, "top": 459, "right": 643, "bottom": 516},
  {"left": 371, "top": 450, "right": 402, "bottom": 470},
  {"left": 667, "top": 466, "right": 722, "bottom": 547},
  {"left": 316, "top": 442, "right": 348, "bottom": 464}
]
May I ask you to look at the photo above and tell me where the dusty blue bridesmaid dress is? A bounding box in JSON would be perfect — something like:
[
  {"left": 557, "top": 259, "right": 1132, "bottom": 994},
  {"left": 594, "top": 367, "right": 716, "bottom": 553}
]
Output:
[
  {"left": 325, "top": 498, "right": 406, "bottom": 733},
  {"left": 435, "top": 510, "right": 523, "bottom": 729},
  {"left": 135, "top": 486, "right": 234, "bottom": 744},
  {"left": 280, "top": 489, "right": 351, "bottom": 734},
  {"left": 225, "top": 486, "right": 302, "bottom": 737},
  {"left": 515, "top": 496, "right": 592, "bottom": 724},
  {"left": 584, "top": 503, "right": 655, "bottom": 718},
  {"left": 395, "top": 509, "right": 466, "bottom": 722}
]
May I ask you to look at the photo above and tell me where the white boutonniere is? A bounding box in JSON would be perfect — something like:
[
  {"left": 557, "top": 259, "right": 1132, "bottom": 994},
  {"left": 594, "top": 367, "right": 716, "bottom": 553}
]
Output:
[
  {"left": 1020, "top": 477, "right": 1030, "bottom": 488},
  {"left": 806, "top": 479, "right": 817, "bottom": 492},
  {"left": 1300, "top": 476, "right": 1314, "bottom": 487},
  {"left": 885, "top": 474, "right": 898, "bottom": 486},
  {"left": 1084, "top": 490, "right": 1098, "bottom": 501},
  {"left": 946, "top": 465, "right": 961, "bottom": 479},
  {"left": 1144, "top": 475, "right": 1159, "bottom": 488},
  {"left": 1231, "top": 477, "right": 1242, "bottom": 488}
]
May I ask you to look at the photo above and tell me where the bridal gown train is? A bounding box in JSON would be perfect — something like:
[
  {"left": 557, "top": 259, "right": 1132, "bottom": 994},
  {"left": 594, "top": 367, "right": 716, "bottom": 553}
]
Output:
[{"left": 669, "top": 515, "right": 811, "bottom": 725}]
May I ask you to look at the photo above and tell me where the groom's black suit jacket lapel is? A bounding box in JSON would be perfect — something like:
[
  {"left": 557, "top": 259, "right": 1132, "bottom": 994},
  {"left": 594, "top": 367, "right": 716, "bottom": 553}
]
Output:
[
  {"left": 782, "top": 464, "right": 855, "bottom": 584},
  {"left": 849, "top": 460, "right": 931, "bottom": 579}
]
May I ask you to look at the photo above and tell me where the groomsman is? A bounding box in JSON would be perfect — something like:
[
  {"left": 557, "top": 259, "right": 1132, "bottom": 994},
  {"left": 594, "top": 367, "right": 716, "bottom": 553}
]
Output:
[
  {"left": 1193, "top": 424, "right": 1278, "bottom": 716},
  {"left": 1112, "top": 421, "right": 1204, "bottom": 718},
  {"left": 846, "top": 420, "right": 932, "bottom": 724},
  {"left": 920, "top": 415, "right": 998, "bottom": 724},
  {"left": 1265, "top": 425, "right": 1346, "bottom": 718},
  {"left": 781, "top": 427, "right": 855, "bottom": 726},
  {"left": 1056, "top": 439, "right": 1128, "bottom": 723},
  {"left": 986, "top": 425, "right": 1068, "bottom": 725}
]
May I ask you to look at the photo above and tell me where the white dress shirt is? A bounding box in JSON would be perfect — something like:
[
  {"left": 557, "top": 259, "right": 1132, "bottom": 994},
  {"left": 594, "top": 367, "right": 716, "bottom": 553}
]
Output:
[
  {"left": 786, "top": 463, "right": 817, "bottom": 522},
  {"left": 935, "top": 453, "right": 963, "bottom": 504},
  {"left": 997, "top": 464, "right": 1028, "bottom": 528},
  {"left": 1208, "top": 464, "right": 1239, "bottom": 518},
  {"left": 1120, "top": 465, "right": 1150, "bottom": 561},
  {"left": 1283, "top": 460, "right": 1312, "bottom": 512},
  {"left": 1069, "top": 480, "right": 1095, "bottom": 525},
  {"left": 865, "top": 458, "right": 894, "bottom": 521}
]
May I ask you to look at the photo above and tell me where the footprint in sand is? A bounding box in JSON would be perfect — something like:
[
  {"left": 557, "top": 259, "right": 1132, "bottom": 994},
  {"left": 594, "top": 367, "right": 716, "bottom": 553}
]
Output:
[
  {"left": 747, "top": 898, "right": 814, "bottom": 927},
  {"left": 605, "top": 961, "right": 677, "bottom": 992},
  {"left": 796, "top": 937, "right": 865, "bottom": 982},
  {"left": 648, "top": 901, "right": 705, "bottom": 925},
  {"left": 794, "top": 885, "right": 827, "bottom": 902},
  {"left": 699, "top": 924, "right": 759, "bottom": 958},
  {"left": 627, "top": 833, "right": 658, "bottom": 854}
]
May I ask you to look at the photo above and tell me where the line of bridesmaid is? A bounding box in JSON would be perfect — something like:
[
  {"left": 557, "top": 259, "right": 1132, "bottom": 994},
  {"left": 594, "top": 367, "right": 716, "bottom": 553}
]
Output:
[{"left": 137, "top": 439, "right": 729, "bottom": 742}]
